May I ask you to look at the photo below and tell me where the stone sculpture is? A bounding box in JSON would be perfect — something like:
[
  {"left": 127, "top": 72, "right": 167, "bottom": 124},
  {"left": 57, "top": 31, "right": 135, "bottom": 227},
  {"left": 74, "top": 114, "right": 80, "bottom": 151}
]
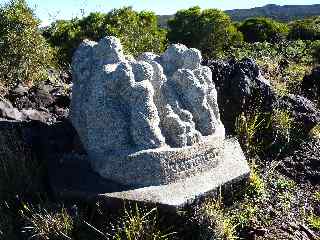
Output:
[{"left": 71, "top": 36, "right": 226, "bottom": 187}]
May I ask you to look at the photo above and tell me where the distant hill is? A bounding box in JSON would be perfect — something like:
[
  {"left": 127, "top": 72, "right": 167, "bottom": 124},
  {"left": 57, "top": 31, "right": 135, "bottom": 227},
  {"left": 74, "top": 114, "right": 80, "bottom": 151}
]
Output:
[
  {"left": 226, "top": 4, "right": 320, "bottom": 22},
  {"left": 157, "top": 4, "right": 320, "bottom": 28}
]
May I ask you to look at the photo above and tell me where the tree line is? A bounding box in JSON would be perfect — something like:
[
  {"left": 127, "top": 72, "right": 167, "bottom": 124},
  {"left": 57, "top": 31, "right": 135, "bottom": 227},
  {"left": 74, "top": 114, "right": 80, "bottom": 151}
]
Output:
[{"left": 1, "top": 0, "right": 320, "bottom": 87}]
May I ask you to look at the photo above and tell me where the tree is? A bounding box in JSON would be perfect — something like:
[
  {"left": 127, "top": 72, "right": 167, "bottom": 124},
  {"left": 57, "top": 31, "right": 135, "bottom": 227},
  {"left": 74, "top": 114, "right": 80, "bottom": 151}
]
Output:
[
  {"left": 167, "top": 6, "right": 243, "bottom": 58},
  {"left": 238, "top": 17, "right": 289, "bottom": 43},
  {"left": 43, "top": 19, "right": 82, "bottom": 67},
  {"left": 0, "top": 0, "right": 54, "bottom": 87},
  {"left": 43, "top": 7, "right": 167, "bottom": 66},
  {"left": 106, "top": 7, "right": 167, "bottom": 57}
]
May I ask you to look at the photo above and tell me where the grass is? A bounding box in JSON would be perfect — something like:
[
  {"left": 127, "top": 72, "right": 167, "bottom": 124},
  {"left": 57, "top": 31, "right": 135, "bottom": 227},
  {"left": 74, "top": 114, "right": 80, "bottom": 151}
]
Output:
[
  {"left": 235, "top": 112, "right": 268, "bottom": 156},
  {"left": 111, "top": 204, "right": 175, "bottom": 240},
  {"left": 197, "top": 197, "right": 238, "bottom": 240},
  {"left": 308, "top": 215, "right": 320, "bottom": 231},
  {"left": 271, "top": 109, "right": 293, "bottom": 144},
  {"left": 246, "top": 160, "right": 266, "bottom": 198},
  {"left": 20, "top": 203, "right": 74, "bottom": 240},
  {"left": 310, "top": 124, "right": 320, "bottom": 139}
]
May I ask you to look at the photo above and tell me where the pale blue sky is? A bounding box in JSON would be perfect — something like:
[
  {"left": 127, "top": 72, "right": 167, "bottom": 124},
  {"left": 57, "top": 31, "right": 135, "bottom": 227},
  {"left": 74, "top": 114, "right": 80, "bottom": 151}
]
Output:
[{"left": 1, "top": 0, "right": 319, "bottom": 26}]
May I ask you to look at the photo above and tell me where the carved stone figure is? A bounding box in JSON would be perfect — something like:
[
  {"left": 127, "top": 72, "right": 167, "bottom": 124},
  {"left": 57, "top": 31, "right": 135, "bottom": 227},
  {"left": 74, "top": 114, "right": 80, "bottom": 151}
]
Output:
[{"left": 71, "top": 36, "right": 225, "bottom": 187}]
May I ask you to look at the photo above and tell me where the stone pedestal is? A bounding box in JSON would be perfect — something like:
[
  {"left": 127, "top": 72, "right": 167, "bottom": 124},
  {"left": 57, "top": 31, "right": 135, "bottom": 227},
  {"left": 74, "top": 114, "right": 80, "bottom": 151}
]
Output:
[
  {"left": 64, "top": 36, "right": 250, "bottom": 209},
  {"left": 50, "top": 138, "right": 249, "bottom": 210}
]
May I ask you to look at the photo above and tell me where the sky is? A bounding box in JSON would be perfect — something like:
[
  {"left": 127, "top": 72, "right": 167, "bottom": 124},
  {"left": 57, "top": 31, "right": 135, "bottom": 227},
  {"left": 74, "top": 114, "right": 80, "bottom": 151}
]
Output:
[{"left": 1, "top": 0, "right": 319, "bottom": 26}]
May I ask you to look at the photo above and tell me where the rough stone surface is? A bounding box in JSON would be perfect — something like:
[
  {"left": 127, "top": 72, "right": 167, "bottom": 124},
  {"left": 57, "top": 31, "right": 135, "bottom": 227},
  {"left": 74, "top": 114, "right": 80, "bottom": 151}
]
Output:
[
  {"left": 276, "top": 94, "right": 320, "bottom": 133},
  {"left": 279, "top": 138, "right": 320, "bottom": 184},
  {"left": 6, "top": 79, "right": 71, "bottom": 122},
  {"left": 71, "top": 36, "right": 226, "bottom": 187},
  {"left": 301, "top": 66, "right": 320, "bottom": 101},
  {"left": 51, "top": 138, "right": 250, "bottom": 210},
  {"left": 206, "top": 58, "right": 276, "bottom": 133}
]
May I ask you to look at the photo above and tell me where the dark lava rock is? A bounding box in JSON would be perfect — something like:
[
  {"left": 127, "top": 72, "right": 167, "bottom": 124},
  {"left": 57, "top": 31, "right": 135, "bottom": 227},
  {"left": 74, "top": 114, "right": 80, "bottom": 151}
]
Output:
[
  {"left": 0, "top": 119, "right": 80, "bottom": 195},
  {"left": 206, "top": 58, "right": 277, "bottom": 133},
  {"left": 5, "top": 80, "right": 71, "bottom": 120},
  {"left": 9, "top": 85, "right": 54, "bottom": 110},
  {"left": 301, "top": 67, "right": 320, "bottom": 101},
  {"left": 0, "top": 119, "right": 77, "bottom": 160},
  {"left": 0, "top": 97, "right": 25, "bottom": 121},
  {"left": 0, "top": 97, "right": 55, "bottom": 123},
  {"left": 206, "top": 58, "right": 320, "bottom": 137},
  {"left": 276, "top": 94, "right": 320, "bottom": 133},
  {"left": 0, "top": 118, "right": 126, "bottom": 198},
  {"left": 278, "top": 138, "right": 320, "bottom": 184}
]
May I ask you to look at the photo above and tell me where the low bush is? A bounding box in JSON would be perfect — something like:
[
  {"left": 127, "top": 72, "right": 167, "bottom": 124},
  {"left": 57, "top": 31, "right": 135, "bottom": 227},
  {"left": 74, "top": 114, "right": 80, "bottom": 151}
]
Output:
[
  {"left": 0, "top": 0, "right": 54, "bottom": 88},
  {"left": 167, "top": 6, "right": 243, "bottom": 59},
  {"left": 239, "top": 17, "right": 289, "bottom": 43},
  {"left": 288, "top": 17, "right": 320, "bottom": 41}
]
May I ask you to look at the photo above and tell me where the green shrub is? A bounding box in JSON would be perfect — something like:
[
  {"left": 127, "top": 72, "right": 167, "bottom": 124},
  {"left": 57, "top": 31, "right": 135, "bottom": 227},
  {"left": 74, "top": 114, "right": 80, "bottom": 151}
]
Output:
[
  {"left": 310, "top": 40, "right": 320, "bottom": 64},
  {"left": 167, "top": 6, "right": 243, "bottom": 59},
  {"left": 44, "top": 7, "right": 167, "bottom": 66},
  {"left": 0, "top": 0, "right": 54, "bottom": 87},
  {"left": 238, "top": 17, "right": 289, "bottom": 43},
  {"left": 288, "top": 17, "right": 320, "bottom": 41},
  {"left": 42, "top": 19, "right": 82, "bottom": 68},
  {"left": 107, "top": 8, "right": 167, "bottom": 57}
]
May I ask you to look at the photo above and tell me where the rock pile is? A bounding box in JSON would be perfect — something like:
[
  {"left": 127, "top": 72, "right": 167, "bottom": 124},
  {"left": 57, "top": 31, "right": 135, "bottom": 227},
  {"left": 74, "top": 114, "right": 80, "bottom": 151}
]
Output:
[{"left": 0, "top": 80, "right": 70, "bottom": 123}]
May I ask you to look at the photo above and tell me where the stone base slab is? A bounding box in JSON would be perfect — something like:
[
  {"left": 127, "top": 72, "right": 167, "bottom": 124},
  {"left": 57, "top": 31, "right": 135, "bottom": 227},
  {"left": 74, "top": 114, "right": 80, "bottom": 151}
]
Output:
[
  {"left": 91, "top": 132, "right": 225, "bottom": 188},
  {"left": 50, "top": 138, "right": 250, "bottom": 210}
]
